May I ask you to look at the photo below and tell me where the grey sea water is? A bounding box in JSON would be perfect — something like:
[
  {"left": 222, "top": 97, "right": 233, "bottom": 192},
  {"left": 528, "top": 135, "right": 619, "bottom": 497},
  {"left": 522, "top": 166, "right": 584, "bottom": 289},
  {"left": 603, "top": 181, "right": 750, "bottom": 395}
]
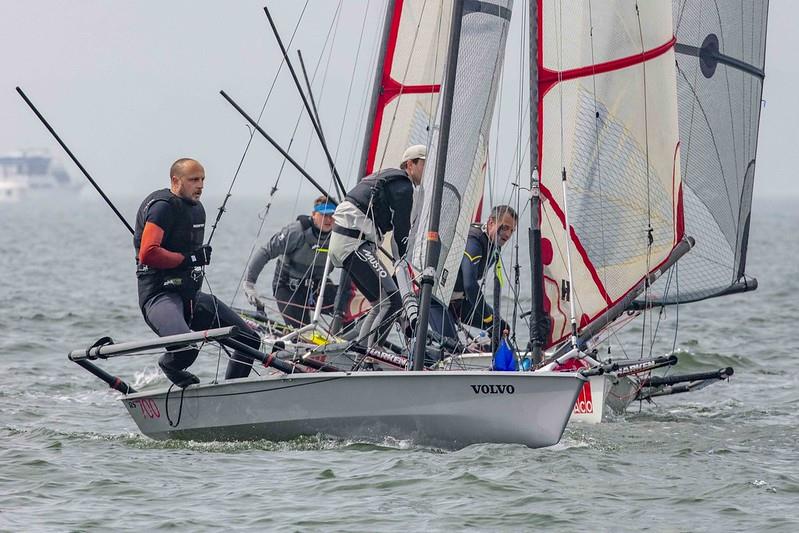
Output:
[{"left": 1, "top": 193, "right": 797, "bottom": 532}]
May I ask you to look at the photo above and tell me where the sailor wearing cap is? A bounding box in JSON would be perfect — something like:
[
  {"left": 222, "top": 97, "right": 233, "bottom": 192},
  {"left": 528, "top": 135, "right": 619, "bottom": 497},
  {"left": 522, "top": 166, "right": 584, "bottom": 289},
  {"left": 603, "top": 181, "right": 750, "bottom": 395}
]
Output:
[
  {"left": 243, "top": 195, "right": 338, "bottom": 327},
  {"left": 328, "top": 144, "right": 427, "bottom": 348}
]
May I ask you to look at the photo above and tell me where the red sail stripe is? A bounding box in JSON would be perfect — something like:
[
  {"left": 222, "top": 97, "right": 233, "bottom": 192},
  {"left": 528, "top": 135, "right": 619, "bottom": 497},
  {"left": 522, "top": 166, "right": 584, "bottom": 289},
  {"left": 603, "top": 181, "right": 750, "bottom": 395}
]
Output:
[
  {"left": 365, "top": 0, "right": 442, "bottom": 175},
  {"left": 536, "top": 0, "right": 678, "bottom": 308}
]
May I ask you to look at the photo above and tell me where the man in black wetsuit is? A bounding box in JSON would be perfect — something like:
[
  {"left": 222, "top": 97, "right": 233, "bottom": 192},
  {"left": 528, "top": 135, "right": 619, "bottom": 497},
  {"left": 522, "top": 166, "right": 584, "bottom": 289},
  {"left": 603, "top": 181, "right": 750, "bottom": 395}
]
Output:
[
  {"left": 242, "top": 195, "right": 337, "bottom": 327},
  {"left": 134, "top": 158, "right": 261, "bottom": 387},
  {"left": 449, "top": 204, "right": 517, "bottom": 337},
  {"left": 328, "top": 145, "right": 426, "bottom": 347}
]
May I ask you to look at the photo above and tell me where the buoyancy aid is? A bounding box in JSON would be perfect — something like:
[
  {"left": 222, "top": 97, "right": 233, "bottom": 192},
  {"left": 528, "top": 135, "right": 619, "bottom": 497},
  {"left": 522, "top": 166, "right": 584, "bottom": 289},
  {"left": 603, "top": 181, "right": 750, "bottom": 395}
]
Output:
[
  {"left": 133, "top": 189, "right": 205, "bottom": 307},
  {"left": 452, "top": 224, "right": 493, "bottom": 299},
  {"left": 273, "top": 215, "right": 331, "bottom": 291},
  {"left": 344, "top": 168, "right": 409, "bottom": 235}
]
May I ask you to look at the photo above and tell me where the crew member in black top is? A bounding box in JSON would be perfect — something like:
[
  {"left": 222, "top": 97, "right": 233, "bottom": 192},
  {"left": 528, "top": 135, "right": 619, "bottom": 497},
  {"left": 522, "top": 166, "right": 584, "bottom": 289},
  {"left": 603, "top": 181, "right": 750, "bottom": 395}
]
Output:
[
  {"left": 242, "top": 195, "right": 337, "bottom": 327},
  {"left": 449, "top": 204, "right": 517, "bottom": 337},
  {"left": 134, "top": 158, "right": 261, "bottom": 387},
  {"left": 328, "top": 145, "right": 426, "bottom": 347}
]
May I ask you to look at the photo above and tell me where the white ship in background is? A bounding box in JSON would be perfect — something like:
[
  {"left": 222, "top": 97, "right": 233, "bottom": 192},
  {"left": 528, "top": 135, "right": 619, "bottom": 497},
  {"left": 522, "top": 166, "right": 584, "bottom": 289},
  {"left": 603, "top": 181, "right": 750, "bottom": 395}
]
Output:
[{"left": 0, "top": 150, "right": 80, "bottom": 202}]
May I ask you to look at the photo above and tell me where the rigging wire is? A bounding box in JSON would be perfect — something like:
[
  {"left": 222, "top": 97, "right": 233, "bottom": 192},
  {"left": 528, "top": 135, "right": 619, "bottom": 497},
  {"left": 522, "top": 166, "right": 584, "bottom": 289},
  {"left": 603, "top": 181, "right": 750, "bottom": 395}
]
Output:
[
  {"left": 634, "top": 1, "right": 655, "bottom": 359},
  {"left": 586, "top": 0, "right": 612, "bottom": 360},
  {"left": 230, "top": 1, "right": 344, "bottom": 306},
  {"left": 329, "top": 1, "right": 373, "bottom": 169},
  {"left": 206, "top": 1, "right": 311, "bottom": 247},
  {"left": 553, "top": 0, "right": 579, "bottom": 348}
]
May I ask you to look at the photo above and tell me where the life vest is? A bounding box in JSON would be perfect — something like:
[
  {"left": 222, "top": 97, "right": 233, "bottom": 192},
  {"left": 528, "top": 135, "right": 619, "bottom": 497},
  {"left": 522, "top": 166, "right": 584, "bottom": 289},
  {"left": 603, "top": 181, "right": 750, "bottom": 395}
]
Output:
[
  {"left": 344, "top": 168, "right": 410, "bottom": 235},
  {"left": 133, "top": 188, "right": 205, "bottom": 308},
  {"left": 273, "top": 215, "right": 331, "bottom": 291},
  {"left": 452, "top": 224, "right": 494, "bottom": 299}
]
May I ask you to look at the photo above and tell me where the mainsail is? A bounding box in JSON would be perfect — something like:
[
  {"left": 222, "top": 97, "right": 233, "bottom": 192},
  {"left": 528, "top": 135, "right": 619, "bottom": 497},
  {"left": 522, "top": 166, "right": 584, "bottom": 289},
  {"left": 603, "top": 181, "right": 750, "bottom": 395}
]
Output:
[
  {"left": 342, "top": 0, "right": 453, "bottom": 323},
  {"left": 363, "top": 0, "right": 452, "bottom": 175},
  {"left": 410, "top": 0, "right": 514, "bottom": 304},
  {"left": 536, "top": 1, "right": 683, "bottom": 347},
  {"left": 643, "top": 0, "right": 769, "bottom": 304},
  {"left": 356, "top": 0, "right": 513, "bottom": 308}
]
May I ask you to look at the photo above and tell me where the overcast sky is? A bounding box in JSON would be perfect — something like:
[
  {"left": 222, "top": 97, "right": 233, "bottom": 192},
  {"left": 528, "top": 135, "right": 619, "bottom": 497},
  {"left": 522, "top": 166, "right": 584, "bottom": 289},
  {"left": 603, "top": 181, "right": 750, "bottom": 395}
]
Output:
[{"left": 1, "top": 0, "right": 795, "bottom": 207}]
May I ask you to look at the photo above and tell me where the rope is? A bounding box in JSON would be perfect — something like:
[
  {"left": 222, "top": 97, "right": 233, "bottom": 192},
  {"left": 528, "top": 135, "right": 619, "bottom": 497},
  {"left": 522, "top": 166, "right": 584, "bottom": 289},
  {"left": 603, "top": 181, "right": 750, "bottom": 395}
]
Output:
[{"left": 164, "top": 383, "right": 186, "bottom": 428}]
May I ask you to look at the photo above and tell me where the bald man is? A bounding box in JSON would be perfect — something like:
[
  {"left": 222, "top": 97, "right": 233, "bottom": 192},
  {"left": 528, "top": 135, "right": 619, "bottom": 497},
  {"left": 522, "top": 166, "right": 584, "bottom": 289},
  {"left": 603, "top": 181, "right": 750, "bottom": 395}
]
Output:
[{"left": 133, "top": 158, "right": 260, "bottom": 387}]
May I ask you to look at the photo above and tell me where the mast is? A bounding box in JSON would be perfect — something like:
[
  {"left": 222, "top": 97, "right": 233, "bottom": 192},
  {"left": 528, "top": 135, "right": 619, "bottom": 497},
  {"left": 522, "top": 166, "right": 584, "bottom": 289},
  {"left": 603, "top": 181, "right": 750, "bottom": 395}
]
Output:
[
  {"left": 330, "top": 0, "right": 397, "bottom": 333},
  {"left": 527, "top": 0, "right": 546, "bottom": 365},
  {"left": 356, "top": 0, "right": 396, "bottom": 180},
  {"left": 413, "top": 0, "right": 465, "bottom": 370}
]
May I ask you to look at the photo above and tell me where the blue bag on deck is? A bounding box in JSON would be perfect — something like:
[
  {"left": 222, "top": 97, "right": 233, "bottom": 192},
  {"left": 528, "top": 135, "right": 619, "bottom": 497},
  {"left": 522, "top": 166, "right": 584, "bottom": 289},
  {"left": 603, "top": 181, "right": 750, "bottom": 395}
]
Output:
[{"left": 492, "top": 338, "right": 517, "bottom": 371}]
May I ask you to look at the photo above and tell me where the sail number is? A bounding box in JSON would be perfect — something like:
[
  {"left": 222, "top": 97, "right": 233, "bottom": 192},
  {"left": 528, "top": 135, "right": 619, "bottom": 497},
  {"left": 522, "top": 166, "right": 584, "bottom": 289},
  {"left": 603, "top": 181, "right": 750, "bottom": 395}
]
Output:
[{"left": 128, "top": 399, "right": 161, "bottom": 419}]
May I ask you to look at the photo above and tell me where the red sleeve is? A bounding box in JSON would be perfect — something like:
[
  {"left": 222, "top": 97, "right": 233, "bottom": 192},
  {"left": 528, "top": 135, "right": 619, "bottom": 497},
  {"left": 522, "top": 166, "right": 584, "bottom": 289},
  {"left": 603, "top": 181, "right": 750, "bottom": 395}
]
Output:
[{"left": 139, "top": 221, "right": 185, "bottom": 269}]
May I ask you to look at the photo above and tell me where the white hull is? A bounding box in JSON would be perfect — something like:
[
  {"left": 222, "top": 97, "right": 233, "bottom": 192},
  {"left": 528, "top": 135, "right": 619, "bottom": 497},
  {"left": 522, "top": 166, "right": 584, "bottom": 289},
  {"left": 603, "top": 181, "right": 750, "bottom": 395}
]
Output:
[
  {"left": 123, "top": 371, "right": 584, "bottom": 449},
  {"left": 437, "top": 353, "right": 638, "bottom": 423}
]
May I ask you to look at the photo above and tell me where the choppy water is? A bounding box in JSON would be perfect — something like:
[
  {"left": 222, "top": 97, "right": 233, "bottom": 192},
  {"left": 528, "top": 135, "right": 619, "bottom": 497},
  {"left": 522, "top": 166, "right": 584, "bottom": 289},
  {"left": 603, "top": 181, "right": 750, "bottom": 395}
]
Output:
[{"left": 1, "top": 194, "right": 797, "bottom": 531}]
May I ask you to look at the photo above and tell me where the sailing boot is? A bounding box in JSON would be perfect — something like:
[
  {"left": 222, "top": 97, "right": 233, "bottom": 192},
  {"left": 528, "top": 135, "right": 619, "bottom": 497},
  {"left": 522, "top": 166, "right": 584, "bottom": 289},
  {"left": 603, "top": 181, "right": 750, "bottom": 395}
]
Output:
[{"left": 158, "top": 360, "right": 200, "bottom": 388}]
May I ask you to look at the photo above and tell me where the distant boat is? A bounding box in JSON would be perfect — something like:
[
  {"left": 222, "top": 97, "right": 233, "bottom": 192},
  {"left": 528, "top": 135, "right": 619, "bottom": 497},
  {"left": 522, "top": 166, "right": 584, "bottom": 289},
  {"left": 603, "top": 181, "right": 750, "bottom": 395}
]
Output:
[{"left": 0, "top": 150, "right": 81, "bottom": 202}]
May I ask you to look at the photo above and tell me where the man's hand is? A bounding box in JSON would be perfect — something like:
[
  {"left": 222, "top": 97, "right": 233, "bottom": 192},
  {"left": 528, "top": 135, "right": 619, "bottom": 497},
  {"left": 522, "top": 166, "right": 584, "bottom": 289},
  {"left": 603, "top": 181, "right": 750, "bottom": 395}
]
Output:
[
  {"left": 243, "top": 281, "right": 265, "bottom": 310},
  {"left": 486, "top": 317, "right": 511, "bottom": 338},
  {"left": 183, "top": 245, "right": 212, "bottom": 267}
]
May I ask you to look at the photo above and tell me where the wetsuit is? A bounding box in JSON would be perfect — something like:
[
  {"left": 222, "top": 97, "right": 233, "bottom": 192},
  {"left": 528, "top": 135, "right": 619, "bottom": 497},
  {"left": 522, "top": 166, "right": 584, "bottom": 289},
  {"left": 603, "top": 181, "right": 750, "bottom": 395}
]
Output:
[
  {"left": 450, "top": 224, "right": 507, "bottom": 333},
  {"left": 134, "top": 189, "right": 260, "bottom": 384},
  {"left": 328, "top": 169, "right": 415, "bottom": 345},
  {"left": 245, "top": 215, "right": 336, "bottom": 327}
]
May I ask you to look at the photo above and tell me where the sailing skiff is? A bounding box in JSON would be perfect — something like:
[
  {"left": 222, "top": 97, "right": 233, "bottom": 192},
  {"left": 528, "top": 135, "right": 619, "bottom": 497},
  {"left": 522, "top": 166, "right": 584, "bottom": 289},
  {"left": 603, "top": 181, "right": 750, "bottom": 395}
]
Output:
[
  {"left": 123, "top": 370, "right": 583, "bottom": 447},
  {"left": 68, "top": 327, "right": 584, "bottom": 448}
]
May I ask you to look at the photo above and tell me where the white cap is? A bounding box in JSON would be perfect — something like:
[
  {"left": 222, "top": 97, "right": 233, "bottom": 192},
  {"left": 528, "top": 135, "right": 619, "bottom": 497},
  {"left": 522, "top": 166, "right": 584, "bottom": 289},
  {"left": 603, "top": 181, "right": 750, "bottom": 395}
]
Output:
[{"left": 401, "top": 144, "right": 427, "bottom": 164}]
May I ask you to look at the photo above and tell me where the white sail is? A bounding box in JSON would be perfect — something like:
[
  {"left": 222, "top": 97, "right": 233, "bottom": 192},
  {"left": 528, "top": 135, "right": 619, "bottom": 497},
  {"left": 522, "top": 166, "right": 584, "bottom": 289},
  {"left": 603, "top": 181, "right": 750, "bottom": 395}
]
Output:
[
  {"left": 537, "top": 1, "right": 683, "bottom": 347},
  {"left": 343, "top": 0, "right": 453, "bottom": 323},
  {"left": 411, "top": 0, "right": 514, "bottom": 304},
  {"left": 365, "top": 0, "right": 453, "bottom": 174},
  {"left": 643, "top": 0, "right": 769, "bottom": 304}
]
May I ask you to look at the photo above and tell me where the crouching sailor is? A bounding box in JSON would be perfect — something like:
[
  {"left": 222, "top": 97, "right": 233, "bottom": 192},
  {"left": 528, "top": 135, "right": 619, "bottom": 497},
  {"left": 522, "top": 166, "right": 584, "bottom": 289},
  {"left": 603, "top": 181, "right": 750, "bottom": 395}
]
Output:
[
  {"left": 243, "top": 195, "right": 337, "bottom": 327},
  {"left": 328, "top": 145, "right": 426, "bottom": 348},
  {"left": 134, "top": 158, "right": 261, "bottom": 387},
  {"left": 449, "top": 205, "right": 518, "bottom": 338}
]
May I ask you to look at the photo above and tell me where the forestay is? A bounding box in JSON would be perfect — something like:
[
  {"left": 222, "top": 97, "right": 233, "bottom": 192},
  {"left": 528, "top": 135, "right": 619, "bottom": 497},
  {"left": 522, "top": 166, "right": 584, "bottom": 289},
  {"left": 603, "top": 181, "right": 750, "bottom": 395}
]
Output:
[
  {"left": 643, "top": 0, "right": 769, "bottom": 304},
  {"left": 537, "top": 1, "right": 683, "bottom": 347},
  {"left": 410, "top": 0, "right": 514, "bottom": 305}
]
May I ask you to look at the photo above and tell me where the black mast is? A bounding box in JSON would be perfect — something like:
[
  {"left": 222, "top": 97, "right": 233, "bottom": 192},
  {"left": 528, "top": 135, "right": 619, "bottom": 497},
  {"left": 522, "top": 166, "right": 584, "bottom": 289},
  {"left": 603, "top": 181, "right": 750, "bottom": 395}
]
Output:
[
  {"left": 526, "top": 0, "right": 546, "bottom": 366},
  {"left": 412, "top": 0, "right": 466, "bottom": 370}
]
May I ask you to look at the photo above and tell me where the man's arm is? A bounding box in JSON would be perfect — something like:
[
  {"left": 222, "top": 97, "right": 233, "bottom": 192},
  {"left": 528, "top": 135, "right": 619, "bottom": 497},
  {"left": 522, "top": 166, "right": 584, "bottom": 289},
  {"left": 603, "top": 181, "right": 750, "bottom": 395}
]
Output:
[
  {"left": 138, "top": 201, "right": 184, "bottom": 269},
  {"left": 245, "top": 222, "right": 303, "bottom": 283},
  {"left": 385, "top": 179, "right": 415, "bottom": 258}
]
